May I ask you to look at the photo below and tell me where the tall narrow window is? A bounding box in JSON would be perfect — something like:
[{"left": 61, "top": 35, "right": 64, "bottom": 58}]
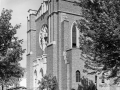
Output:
[
  {"left": 95, "top": 75, "right": 97, "bottom": 83},
  {"left": 34, "top": 70, "right": 37, "bottom": 84},
  {"left": 102, "top": 73, "right": 105, "bottom": 83},
  {"left": 76, "top": 70, "right": 80, "bottom": 82},
  {"left": 46, "top": 2, "right": 48, "bottom": 10},
  {"left": 34, "top": 70, "right": 37, "bottom": 77},
  {"left": 72, "top": 24, "right": 76, "bottom": 47}
]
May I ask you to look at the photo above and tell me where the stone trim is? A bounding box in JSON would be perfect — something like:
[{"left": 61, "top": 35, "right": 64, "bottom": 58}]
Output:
[
  {"left": 27, "top": 29, "right": 36, "bottom": 33},
  {"left": 62, "top": 0, "right": 80, "bottom": 4},
  {"left": 47, "top": 41, "right": 56, "bottom": 47},
  {"left": 47, "top": 10, "right": 82, "bottom": 20}
]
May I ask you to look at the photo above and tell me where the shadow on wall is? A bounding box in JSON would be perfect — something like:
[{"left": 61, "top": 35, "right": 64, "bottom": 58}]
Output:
[{"left": 77, "top": 76, "right": 96, "bottom": 90}]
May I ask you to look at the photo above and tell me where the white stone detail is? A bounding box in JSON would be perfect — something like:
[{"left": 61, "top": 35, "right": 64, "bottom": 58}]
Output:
[
  {"left": 39, "top": 25, "right": 48, "bottom": 51},
  {"left": 33, "top": 55, "right": 47, "bottom": 90},
  {"left": 61, "top": 13, "right": 68, "bottom": 22},
  {"left": 63, "top": 51, "right": 68, "bottom": 64}
]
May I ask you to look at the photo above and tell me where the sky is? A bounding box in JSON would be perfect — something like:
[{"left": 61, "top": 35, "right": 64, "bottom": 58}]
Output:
[{"left": 0, "top": 0, "right": 42, "bottom": 68}]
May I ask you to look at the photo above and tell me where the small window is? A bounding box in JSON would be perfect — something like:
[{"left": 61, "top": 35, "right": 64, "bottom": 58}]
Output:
[{"left": 76, "top": 70, "right": 80, "bottom": 82}]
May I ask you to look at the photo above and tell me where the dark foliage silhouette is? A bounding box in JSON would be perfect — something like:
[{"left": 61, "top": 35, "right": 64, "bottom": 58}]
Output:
[
  {"left": 0, "top": 9, "right": 25, "bottom": 90},
  {"left": 75, "top": 0, "right": 120, "bottom": 83}
]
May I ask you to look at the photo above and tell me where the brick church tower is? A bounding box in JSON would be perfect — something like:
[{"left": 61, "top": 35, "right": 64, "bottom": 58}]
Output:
[
  {"left": 27, "top": 0, "right": 120, "bottom": 90},
  {"left": 27, "top": 9, "right": 37, "bottom": 90}
]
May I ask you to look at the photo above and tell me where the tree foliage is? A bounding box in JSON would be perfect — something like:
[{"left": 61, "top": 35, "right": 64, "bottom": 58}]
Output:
[
  {"left": 0, "top": 9, "right": 25, "bottom": 88},
  {"left": 77, "top": 76, "right": 96, "bottom": 90},
  {"left": 76, "top": 0, "right": 120, "bottom": 83},
  {"left": 39, "top": 74, "right": 57, "bottom": 90}
]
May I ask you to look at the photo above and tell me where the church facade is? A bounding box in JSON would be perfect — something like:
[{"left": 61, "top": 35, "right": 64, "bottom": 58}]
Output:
[{"left": 27, "top": 0, "right": 120, "bottom": 90}]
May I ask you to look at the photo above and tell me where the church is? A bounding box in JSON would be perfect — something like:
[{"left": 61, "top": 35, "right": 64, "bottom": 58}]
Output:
[{"left": 26, "top": 0, "right": 120, "bottom": 90}]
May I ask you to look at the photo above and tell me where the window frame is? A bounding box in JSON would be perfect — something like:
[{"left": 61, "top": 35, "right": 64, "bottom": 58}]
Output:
[{"left": 76, "top": 70, "right": 81, "bottom": 82}]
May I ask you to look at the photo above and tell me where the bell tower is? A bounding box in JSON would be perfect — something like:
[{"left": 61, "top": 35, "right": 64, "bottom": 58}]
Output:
[{"left": 27, "top": 9, "right": 37, "bottom": 90}]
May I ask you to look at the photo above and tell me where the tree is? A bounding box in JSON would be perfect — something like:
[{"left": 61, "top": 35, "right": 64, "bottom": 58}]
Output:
[
  {"left": 76, "top": 0, "right": 120, "bottom": 83},
  {"left": 77, "top": 76, "right": 96, "bottom": 90},
  {"left": 39, "top": 74, "right": 57, "bottom": 90},
  {"left": 0, "top": 9, "right": 25, "bottom": 89}
]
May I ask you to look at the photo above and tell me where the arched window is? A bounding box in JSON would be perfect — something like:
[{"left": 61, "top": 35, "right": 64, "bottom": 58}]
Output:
[
  {"left": 76, "top": 70, "right": 80, "bottom": 82},
  {"left": 40, "top": 68, "right": 43, "bottom": 77},
  {"left": 72, "top": 23, "right": 79, "bottom": 48},
  {"left": 72, "top": 23, "right": 76, "bottom": 47}
]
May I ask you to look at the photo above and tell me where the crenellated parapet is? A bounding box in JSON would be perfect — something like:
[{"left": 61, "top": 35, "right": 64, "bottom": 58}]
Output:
[
  {"left": 27, "top": 9, "right": 37, "bottom": 21},
  {"left": 36, "top": 0, "right": 49, "bottom": 20}
]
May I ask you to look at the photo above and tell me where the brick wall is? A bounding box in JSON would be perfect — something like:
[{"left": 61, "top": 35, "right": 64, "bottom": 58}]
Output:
[
  {"left": 26, "top": 55, "right": 30, "bottom": 90},
  {"left": 46, "top": 45, "right": 53, "bottom": 75},
  {"left": 27, "top": 13, "right": 36, "bottom": 90},
  {"left": 71, "top": 49, "right": 84, "bottom": 89},
  {"left": 36, "top": 13, "right": 48, "bottom": 57}
]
